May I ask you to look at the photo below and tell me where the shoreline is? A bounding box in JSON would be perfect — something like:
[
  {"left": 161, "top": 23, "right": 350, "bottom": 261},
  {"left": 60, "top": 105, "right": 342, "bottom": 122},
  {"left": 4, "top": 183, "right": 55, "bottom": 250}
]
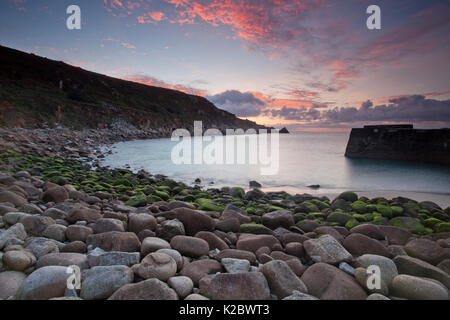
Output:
[
  {"left": 3, "top": 126, "right": 449, "bottom": 209},
  {"left": 1, "top": 126, "right": 450, "bottom": 301}
]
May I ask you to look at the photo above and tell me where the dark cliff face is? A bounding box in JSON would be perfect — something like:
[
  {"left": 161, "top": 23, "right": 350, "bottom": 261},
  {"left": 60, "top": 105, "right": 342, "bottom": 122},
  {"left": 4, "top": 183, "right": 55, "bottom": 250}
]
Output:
[
  {"left": 345, "top": 125, "right": 450, "bottom": 166},
  {"left": 0, "top": 45, "right": 268, "bottom": 133}
]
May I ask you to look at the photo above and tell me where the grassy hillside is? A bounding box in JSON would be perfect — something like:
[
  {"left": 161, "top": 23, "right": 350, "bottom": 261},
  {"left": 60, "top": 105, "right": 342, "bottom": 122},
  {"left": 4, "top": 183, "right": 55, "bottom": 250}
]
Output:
[{"left": 0, "top": 45, "right": 266, "bottom": 133}]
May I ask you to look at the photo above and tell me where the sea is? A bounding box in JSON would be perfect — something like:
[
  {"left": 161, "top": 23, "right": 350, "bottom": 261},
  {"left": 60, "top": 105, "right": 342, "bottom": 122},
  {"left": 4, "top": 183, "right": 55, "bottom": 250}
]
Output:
[{"left": 101, "top": 132, "right": 450, "bottom": 207}]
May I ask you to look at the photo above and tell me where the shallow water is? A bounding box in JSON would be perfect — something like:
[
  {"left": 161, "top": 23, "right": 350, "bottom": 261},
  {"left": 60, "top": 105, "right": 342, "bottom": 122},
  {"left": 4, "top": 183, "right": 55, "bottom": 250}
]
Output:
[{"left": 101, "top": 132, "right": 450, "bottom": 207}]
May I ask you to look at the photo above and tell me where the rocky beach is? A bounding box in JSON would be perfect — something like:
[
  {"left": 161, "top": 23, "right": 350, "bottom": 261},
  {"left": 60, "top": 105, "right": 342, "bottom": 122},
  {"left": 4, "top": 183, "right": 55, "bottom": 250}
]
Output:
[{"left": 0, "top": 127, "right": 449, "bottom": 301}]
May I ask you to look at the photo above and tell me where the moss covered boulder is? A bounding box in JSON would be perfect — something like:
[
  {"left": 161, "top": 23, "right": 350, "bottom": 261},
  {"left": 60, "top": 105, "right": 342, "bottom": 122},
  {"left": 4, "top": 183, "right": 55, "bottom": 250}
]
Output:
[
  {"left": 435, "top": 222, "right": 450, "bottom": 233},
  {"left": 240, "top": 223, "right": 273, "bottom": 235},
  {"left": 351, "top": 200, "right": 368, "bottom": 213},
  {"left": 338, "top": 191, "right": 358, "bottom": 202},
  {"left": 389, "top": 217, "right": 427, "bottom": 234},
  {"left": 376, "top": 204, "right": 393, "bottom": 218},
  {"left": 125, "top": 195, "right": 147, "bottom": 207},
  {"left": 230, "top": 187, "right": 245, "bottom": 199},
  {"left": 326, "top": 212, "right": 354, "bottom": 225},
  {"left": 196, "top": 198, "right": 225, "bottom": 212}
]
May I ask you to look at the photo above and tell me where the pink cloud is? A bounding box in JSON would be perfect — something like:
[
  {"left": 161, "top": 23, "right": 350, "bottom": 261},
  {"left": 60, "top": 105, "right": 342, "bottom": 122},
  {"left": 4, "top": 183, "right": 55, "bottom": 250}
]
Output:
[{"left": 123, "top": 74, "right": 208, "bottom": 96}]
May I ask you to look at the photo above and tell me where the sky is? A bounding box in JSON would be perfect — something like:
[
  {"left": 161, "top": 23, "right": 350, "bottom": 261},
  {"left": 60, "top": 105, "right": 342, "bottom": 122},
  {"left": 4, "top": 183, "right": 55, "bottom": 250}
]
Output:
[{"left": 0, "top": 0, "right": 449, "bottom": 131}]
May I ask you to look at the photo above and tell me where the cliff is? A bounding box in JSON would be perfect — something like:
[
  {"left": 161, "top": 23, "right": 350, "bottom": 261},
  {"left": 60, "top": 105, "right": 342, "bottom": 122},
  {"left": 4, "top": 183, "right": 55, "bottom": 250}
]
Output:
[
  {"left": 345, "top": 125, "right": 450, "bottom": 166},
  {"left": 0, "top": 45, "right": 268, "bottom": 134}
]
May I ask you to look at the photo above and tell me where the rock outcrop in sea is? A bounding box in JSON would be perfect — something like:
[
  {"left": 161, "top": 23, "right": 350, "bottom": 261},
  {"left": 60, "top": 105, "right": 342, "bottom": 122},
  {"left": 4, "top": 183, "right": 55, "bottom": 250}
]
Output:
[{"left": 345, "top": 124, "right": 450, "bottom": 166}]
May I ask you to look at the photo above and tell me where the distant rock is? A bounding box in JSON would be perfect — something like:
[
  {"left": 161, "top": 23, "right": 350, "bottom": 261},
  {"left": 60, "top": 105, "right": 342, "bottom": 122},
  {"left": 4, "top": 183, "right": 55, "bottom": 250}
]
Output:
[
  {"left": 279, "top": 127, "right": 290, "bottom": 134},
  {"left": 249, "top": 180, "right": 262, "bottom": 188}
]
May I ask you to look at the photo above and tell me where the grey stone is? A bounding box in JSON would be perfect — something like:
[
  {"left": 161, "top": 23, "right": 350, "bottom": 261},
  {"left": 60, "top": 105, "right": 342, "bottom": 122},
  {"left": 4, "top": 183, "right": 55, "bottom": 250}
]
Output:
[
  {"left": 260, "top": 260, "right": 308, "bottom": 299},
  {"left": 0, "top": 271, "right": 27, "bottom": 299},
  {"left": 282, "top": 290, "right": 319, "bottom": 300},
  {"left": 221, "top": 258, "right": 250, "bottom": 274},
  {"left": 168, "top": 276, "right": 194, "bottom": 298},
  {"left": 199, "top": 272, "right": 271, "bottom": 300},
  {"left": 80, "top": 265, "right": 134, "bottom": 300},
  {"left": 15, "top": 266, "right": 70, "bottom": 300}
]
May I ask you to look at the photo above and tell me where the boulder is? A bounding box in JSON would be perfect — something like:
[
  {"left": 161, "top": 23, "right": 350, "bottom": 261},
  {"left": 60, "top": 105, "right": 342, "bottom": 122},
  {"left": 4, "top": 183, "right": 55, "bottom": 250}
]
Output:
[
  {"left": 42, "top": 224, "right": 67, "bottom": 242},
  {"left": 137, "top": 252, "right": 177, "bottom": 281},
  {"left": 170, "top": 235, "right": 209, "bottom": 258},
  {"left": 141, "top": 237, "right": 171, "bottom": 256},
  {"left": 86, "top": 232, "right": 141, "bottom": 252},
  {"left": 300, "top": 263, "right": 367, "bottom": 300},
  {"left": 156, "top": 219, "right": 185, "bottom": 241},
  {"left": 221, "top": 204, "right": 251, "bottom": 224},
  {"left": 61, "top": 241, "right": 87, "bottom": 253},
  {"left": 221, "top": 258, "right": 250, "bottom": 274},
  {"left": 22, "top": 215, "right": 55, "bottom": 237},
  {"left": 199, "top": 272, "right": 271, "bottom": 300},
  {"left": 314, "top": 226, "right": 344, "bottom": 243},
  {"left": 89, "top": 251, "right": 140, "bottom": 267},
  {"left": 378, "top": 225, "right": 412, "bottom": 245},
  {"left": 282, "top": 290, "right": 319, "bottom": 300},
  {"left": 36, "top": 252, "right": 88, "bottom": 270},
  {"left": 156, "top": 248, "right": 184, "bottom": 271},
  {"left": 128, "top": 213, "right": 157, "bottom": 233},
  {"left": 260, "top": 260, "right": 308, "bottom": 298},
  {"left": 42, "top": 187, "right": 69, "bottom": 203},
  {"left": 81, "top": 265, "right": 134, "bottom": 300},
  {"left": 216, "top": 218, "right": 240, "bottom": 233},
  {"left": 92, "top": 218, "right": 125, "bottom": 234},
  {"left": 354, "top": 267, "right": 389, "bottom": 296},
  {"left": 180, "top": 259, "right": 223, "bottom": 286},
  {"left": 65, "top": 225, "right": 93, "bottom": 242},
  {"left": 66, "top": 206, "right": 102, "bottom": 223},
  {"left": 262, "top": 210, "right": 294, "bottom": 230},
  {"left": 350, "top": 224, "right": 385, "bottom": 240},
  {"left": 404, "top": 238, "right": 445, "bottom": 265},
  {"left": 156, "top": 208, "right": 215, "bottom": 236},
  {"left": 393, "top": 255, "right": 450, "bottom": 288},
  {"left": 0, "top": 223, "right": 27, "bottom": 249},
  {"left": 343, "top": 233, "right": 389, "bottom": 257},
  {"left": 42, "top": 208, "right": 67, "bottom": 220},
  {"left": 355, "top": 254, "right": 398, "bottom": 287},
  {"left": 303, "top": 234, "right": 352, "bottom": 265},
  {"left": 168, "top": 276, "right": 194, "bottom": 298},
  {"left": 167, "top": 201, "right": 196, "bottom": 211},
  {"left": 194, "top": 231, "right": 228, "bottom": 251},
  {"left": 3, "top": 250, "right": 36, "bottom": 271},
  {"left": 0, "top": 190, "right": 27, "bottom": 207},
  {"left": 0, "top": 271, "right": 27, "bottom": 299},
  {"left": 15, "top": 266, "right": 70, "bottom": 300},
  {"left": 391, "top": 274, "right": 449, "bottom": 300},
  {"left": 215, "top": 249, "right": 257, "bottom": 265},
  {"left": 25, "top": 237, "right": 60, "bottom": 259},
  {"left": 108, "top": 278, "right": 178, "bottom": 300},
  {"left": 236, "top": 234, "right": 280, "bottom": 253}
]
